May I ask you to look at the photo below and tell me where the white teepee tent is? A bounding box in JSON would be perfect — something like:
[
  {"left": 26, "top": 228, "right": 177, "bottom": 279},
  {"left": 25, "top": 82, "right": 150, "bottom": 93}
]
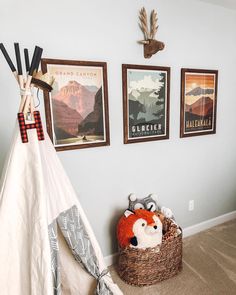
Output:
[{"left": 0, "top": 44, "right": 123, "bottom": 295}]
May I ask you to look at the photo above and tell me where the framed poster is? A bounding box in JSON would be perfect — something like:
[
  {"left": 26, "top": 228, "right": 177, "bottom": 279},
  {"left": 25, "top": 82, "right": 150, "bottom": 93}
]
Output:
[
  {"left": 122, "top": 64, "right": 170, "bottom": 144},
  {"left": 180, "top": 68, "right": 218, "bottom": 138},
  {"left": 41, "top": 59, "right": 110, "bottom": 151}
]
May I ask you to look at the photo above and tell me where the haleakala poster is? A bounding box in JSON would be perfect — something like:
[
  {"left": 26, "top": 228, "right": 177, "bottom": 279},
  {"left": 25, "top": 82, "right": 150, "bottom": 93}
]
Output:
[{"left": 182, "top": 71, "right": 217, "bottom": 136}]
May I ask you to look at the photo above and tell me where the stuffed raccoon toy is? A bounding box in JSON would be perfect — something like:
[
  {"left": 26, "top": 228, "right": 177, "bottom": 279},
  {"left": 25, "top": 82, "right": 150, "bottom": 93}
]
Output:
[
  {"left": 128, "top": 193, "right": 176, "bottom": 220},
  {"left": 127, "top": 193, "right": 181, "bottom": 238},
  {"left": 128, "top": 193, "right": 159, "bottom": 212}
]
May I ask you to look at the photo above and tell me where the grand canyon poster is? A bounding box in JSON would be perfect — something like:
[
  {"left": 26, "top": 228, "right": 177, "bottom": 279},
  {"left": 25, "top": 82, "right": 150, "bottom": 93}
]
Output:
[
  {"left": 122, "top": 64, "right": 170, "bottom": 144},
  {"left": 42, "top": 59, "right": 109, "bottom": 151},
  {"left": 180, "top": 69, "right": 218, "bottom": 138}
]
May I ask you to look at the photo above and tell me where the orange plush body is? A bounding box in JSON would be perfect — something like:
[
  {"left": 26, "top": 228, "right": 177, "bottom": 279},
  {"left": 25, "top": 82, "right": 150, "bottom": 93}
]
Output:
[{"left": 117, "top": 209, "right": 163, "bottom": 249}]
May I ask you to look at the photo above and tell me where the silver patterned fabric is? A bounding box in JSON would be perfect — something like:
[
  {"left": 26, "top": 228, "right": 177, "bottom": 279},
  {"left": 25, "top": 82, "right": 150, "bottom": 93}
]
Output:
[
  {"left": 48, "top": 221, "right": 61, "bottom": 295},
  {"left": 48, "top": 205, "right": 113, "bottom": 295}
]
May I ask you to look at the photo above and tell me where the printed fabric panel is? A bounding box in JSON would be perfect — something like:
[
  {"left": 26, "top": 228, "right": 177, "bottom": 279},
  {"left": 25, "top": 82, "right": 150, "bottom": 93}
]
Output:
[{"left": 48, "top": 205, "right": 113, "bottom": 295}]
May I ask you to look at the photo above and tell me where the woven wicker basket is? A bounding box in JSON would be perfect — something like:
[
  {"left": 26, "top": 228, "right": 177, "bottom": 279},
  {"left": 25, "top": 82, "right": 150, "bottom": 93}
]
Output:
[{"left": 117, "top": 219, "right": 182, "bottom": 286}]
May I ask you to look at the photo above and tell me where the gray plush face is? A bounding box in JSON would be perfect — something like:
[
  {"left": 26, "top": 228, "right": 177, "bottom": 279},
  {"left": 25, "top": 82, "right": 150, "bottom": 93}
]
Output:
[{"left": 128, "top": 195, "right": 158, "bottom": 212}]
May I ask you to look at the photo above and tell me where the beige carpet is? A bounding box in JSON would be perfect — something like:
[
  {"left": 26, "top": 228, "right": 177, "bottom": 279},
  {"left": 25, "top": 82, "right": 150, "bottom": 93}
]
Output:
[{"left": 110, "top": 219, "right": 236, "bottom": 295}]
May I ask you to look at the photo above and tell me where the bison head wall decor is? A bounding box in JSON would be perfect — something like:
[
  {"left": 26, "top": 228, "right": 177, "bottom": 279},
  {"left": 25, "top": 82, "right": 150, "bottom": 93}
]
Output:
[{"left": 138, "top": 7, "right": 165, "bottom": 58}]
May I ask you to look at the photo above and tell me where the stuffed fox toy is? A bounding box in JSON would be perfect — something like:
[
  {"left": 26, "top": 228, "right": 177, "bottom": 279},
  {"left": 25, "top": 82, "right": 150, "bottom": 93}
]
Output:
[{"left": 117, "top": 209, "right": 163, "bottom": 249}]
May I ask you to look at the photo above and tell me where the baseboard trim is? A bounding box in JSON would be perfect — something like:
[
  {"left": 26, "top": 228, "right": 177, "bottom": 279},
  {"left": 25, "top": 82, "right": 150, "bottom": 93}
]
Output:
[
  {"left": 183, "top": 210, "right": 236, "bottom": 238},
  {"left": 105, "top": 210, "right": 236, "bottom": 267},
  {"left": 105, "top": 253, "right": 118, "bottom": 267}
]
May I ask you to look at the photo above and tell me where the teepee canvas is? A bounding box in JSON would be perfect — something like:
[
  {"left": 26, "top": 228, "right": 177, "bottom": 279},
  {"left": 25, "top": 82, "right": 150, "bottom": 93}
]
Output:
[{"left": 0, "top": 44, "right": 123, "bottom": 295}]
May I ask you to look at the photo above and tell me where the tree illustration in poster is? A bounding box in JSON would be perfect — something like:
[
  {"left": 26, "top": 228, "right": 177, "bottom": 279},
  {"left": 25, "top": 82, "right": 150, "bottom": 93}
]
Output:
[
  {"left": 180, "top": 69, "right": 218, "bottom": 137},
  {"left": 122, "top": 64, "right": 170, "bottom": 144}
]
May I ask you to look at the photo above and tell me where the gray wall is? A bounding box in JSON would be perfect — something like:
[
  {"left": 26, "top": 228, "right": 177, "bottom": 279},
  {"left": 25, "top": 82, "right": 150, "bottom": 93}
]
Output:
[{"left": 0, "top": 0, "right": 236, "bottom": 257}]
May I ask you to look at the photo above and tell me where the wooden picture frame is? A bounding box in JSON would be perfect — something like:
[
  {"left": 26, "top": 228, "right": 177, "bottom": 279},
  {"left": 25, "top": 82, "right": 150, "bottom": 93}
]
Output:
[
  {"left": 180, "top": 68, "right": 218, "bottom": 138},
  {"left": 41, "top": 59, "right": 110, "bottom": 151},
  {"left": 122, "top": 64, "right": 170, "bottom": 144}
]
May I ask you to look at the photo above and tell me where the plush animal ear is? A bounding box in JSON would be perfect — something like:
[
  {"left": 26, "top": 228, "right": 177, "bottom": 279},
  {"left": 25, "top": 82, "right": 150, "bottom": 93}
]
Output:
[
  {"left": 145, "top": 193, "right": 158, "bottom": 202},
  {"left": 124, "top": 209, "right": 134, "bottom": 218},
  {"left": 130, "top": 236, "right": 138, "bottom": 246},
  {"left": 129, "top": 193, "right": 137, "bottom": 202}
]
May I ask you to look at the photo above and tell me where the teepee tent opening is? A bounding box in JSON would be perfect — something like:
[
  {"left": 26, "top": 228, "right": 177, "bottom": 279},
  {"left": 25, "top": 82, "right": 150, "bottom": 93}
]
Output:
[{"left": 0, "top": 43, "right": 123, "bottom": 295}]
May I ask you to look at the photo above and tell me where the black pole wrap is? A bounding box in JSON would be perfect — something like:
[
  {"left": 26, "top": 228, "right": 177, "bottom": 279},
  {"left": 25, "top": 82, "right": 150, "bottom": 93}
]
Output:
[
  {"left": 29, "top": 46, "right": 40, "bottom": 76},
  {"left": 24, "top": 48, "right": 30, "bottom": 72},
  {"left": 14, "top": 43, "right": 23, "bottom": 75},
  {"left": 35, "top": 47, "right": 43, "bottom": 71},
  {"left": 0, "top": 43, "right": 16, "bottom": 72}
]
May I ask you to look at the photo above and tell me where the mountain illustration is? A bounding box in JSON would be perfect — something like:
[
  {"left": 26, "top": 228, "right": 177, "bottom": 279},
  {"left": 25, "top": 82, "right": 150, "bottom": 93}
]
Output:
[
  {"left": 186, "top": 87, "right": 214, "bottom": 96},
  {"left": 53, "top": 81, "right": 95, "bottom": 118},
  {"left": 130, "top": 89, "right": 141, "bottom": 99},
  {"left": 78, "top": 87, "right": 104, "bottom": 135},
  {"left": 185, "top": 96, "right": 213, "bottom": 117},
  {"left": 129, "top": 89, "right": 159, "bottom": 107},
  {"left": 85, "top": 85, "right": 99, "bottom": 93},
  {"left": 52, "top": 99, "right": 83, "bottom": 137}
]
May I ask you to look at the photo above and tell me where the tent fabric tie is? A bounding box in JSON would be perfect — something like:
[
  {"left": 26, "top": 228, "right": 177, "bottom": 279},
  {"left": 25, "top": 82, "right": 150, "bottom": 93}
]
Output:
[
  {"left": 96, "top": 269, "right": 110, "bottom": 295},
  {"left": 98, "top": 269, "right": 109, "bottom": 281}
]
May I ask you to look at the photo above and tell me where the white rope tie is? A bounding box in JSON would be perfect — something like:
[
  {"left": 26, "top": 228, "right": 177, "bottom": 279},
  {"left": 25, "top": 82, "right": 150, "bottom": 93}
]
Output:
[{"left": 20, "top": 88, "right": 32, "bottom": 96}]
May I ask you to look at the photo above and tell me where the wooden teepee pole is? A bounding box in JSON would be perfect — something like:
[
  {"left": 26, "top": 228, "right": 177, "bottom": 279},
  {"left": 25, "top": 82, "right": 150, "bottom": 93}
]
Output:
[{"left": 19, "top": 46, "right": 42, "bottom": 114}]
